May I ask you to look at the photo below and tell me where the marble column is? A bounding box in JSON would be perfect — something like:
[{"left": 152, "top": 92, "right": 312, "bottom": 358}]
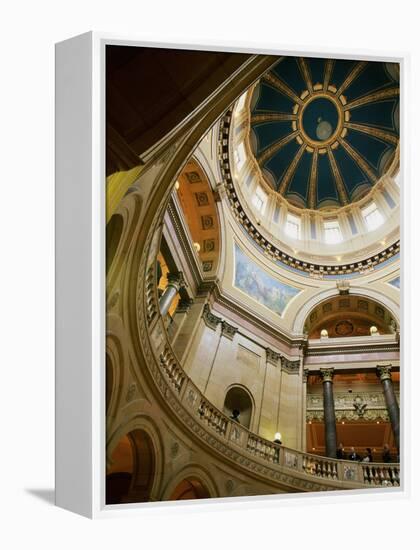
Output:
[
  {"left": 159, "top": 271, "right": 185, "bottom": 316},
  {"left": 320, "top": 368, "right": 337, "bottom": 459},
  {"left": 377, "top": 364, "right": 400, "bottom": 450},
  {"left": 302, "top": 368, "right": 309, "bottom": 452}
]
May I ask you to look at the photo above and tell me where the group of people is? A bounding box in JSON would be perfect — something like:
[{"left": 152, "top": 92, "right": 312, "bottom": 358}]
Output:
[{"left": 337, "top": 443, "right": 393, "bottom": 463}]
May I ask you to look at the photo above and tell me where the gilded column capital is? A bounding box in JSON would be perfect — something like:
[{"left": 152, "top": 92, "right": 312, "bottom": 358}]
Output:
[
  {"left": 320, "top": 368, "right": 334, "bottom": 383},
  {"left": 377, "top": 364, "right": 392, "bottom": 381}
]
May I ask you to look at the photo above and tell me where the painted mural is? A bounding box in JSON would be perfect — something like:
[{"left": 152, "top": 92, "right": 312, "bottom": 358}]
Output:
[
  {"left": 389, "top": 276, "right": 400, "bottom": 289},
  {"left": 234, "top": 243, "right": 300, "bottom": 315}
]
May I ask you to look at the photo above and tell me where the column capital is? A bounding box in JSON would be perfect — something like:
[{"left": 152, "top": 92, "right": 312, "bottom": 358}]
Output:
[
  {"left": 266, "top": 347, "right": 282, "bottom": 366},
  {"left": 281, "top": 357, "right": 300, "bottom": 375},
  {"left": 320, "top": 368, "right": 334, "bottom": 383},
  {"left": 221, "top": 320, "right": 238, "bottom": 340},
  {"left": 167, "top": 271, "right": 186, "bottom": 290},
  {"left": 303, "top": 368, "right": 309, "bottom": 383},
  {"left": 377, "top": 364, "right": 392, "bottom": 381},
  {"left": 202, "top": 303, "right": 222, "bottom": 330}
]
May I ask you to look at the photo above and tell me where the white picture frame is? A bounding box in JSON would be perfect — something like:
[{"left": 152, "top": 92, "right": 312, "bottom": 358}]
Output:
[{"left": 55, "top": 32, "right": 408, "bottom": 518}]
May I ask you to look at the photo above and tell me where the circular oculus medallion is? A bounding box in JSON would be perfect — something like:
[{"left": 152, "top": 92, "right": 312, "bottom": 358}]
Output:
[
  {"left": 298, "top": 93, "right": 343, "bottom": 148},
  {"left": 335, "top": 320, "right": 354, "bottom": 336}
]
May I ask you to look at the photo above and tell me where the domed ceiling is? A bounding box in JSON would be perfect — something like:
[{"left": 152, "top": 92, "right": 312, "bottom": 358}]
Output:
[{"left": 249, "top": 57, "right": 399, "bottom": 210}]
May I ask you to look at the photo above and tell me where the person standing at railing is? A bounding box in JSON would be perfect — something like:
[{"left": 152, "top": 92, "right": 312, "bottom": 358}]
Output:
[
  {"left": 230, "top": 409, "right": 240, "bottom": 423},
  {"left": 362, "top": 448, "right": 373, "bottom": 462},
  {"left": 348, "top": 447, "right": 361, "bottom": 461},
  {"left": 382, "top": 443, "right": 392, "bottom": 463},
  {"left": 336, "top": 442, "right": 346, "bottom": 460}
]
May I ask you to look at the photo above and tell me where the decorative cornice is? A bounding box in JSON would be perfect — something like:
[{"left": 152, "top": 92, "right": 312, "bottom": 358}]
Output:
[
  {"left": 211, "top": 283, "right": 305, "bottom": 348},
  {"left": 266, "top": 347, "right": 282, "bottom": 366},
  {"left": 306, "top": 339, "right": 399, "bottom": 356},
  {"left": 202, "top": 303, "right": 222, "bottom": 330},
  {"left": 281, "top": 357, "right": 301, "bottom": 375}
]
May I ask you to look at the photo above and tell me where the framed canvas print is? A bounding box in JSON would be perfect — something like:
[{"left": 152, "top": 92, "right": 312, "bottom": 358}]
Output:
[{"left": 55, "top": 33, "right": 405, "bottom": 518}]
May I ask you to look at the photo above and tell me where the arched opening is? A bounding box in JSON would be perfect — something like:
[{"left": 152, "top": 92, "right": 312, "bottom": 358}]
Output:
[
  {"left": 106, "top": 429, "right": 155, "bottom": 504},
  {"left": 223, "top": 386, "right": 253, "bottom": 429},
  {"left": 106, "top": 213, "right": 123, "bottom": 273},
  {"left": 304, "top": 295, "right": 397, "bottom": 339},
  {"left": 169, "top": 477, "right": 211, "bottom": 500}
]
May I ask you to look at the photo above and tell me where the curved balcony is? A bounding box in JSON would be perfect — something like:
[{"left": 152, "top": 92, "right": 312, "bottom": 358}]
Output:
[{"left": 141, "top": 258, "right": 400, "bottom": 492}]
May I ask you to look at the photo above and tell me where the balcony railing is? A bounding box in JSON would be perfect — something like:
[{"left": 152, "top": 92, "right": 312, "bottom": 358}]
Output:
[{"left": 141, "top": 260, "right": 400, "bottom": 492}]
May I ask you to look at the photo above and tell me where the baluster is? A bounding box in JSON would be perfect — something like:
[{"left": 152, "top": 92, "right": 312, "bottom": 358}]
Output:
[{"left": 363, "top": 466, "right": 370, "bottom": 484}]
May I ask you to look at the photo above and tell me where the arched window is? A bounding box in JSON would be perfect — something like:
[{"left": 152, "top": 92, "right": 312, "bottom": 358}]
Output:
[{"left": 223, "top": 386, "right": 253, "bottom": 429}]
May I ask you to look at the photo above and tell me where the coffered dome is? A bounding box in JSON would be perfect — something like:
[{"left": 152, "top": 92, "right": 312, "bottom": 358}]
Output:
[{"left": 249, "top": 58, "right": 399, "bottom": 210}]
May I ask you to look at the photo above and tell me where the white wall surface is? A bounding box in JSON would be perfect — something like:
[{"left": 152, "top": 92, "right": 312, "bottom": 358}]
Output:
[{"left": 0, "top": 0, "right": 418, "bottom": 548}]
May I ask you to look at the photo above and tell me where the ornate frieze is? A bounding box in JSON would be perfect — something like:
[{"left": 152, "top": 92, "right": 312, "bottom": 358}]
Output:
[
  {"left": 202, "top": 303, "right": 222, "bottom": 330},
  {"left": 281, "top": 357, "right": 301, "bottom": 374},
  {"left": 306, "top": 390, "right": 399, "bottom": 422},
  {"left": 266, "top": 347, "right": 282, "bottom": 366},
  {"left": 221, "top": 320, "right": 238, "bottom": 340}
]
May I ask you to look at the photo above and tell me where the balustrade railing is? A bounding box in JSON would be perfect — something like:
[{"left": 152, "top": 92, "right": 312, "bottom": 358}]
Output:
[
  {"left": 362, "top": 463, "right": 400, "bottom": 486},
  {"left": 159, "top": 345, "right": 186, "bottom": 393},
  {"left": 146, "top": 304, "right": 400, "bottom": 490}
]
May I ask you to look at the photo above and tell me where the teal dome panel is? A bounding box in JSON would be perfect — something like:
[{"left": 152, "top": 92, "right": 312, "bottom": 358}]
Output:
[{"left": 247, "top": 56, "right": 399, "bottom": 210}]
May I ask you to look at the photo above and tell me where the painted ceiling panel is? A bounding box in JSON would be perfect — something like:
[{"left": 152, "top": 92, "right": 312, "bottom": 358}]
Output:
[
  {"left": 308, "top": 57, "right": 325, "bottom": 86},
  {"left": 264, "top": 139, "right": 301, "bottom": 190},
  {"left": 317, "top": 153, "right": 339, "bottom": 205},
  {"left": 246, "top": 57, "right": 399, "bottom": 210},
  {"left": 349, "top": 99, "right": 399, "bottom": 131},
  {"left": 345, "top": 129, "right": 392, "bottom": 175},
  {"left": 330, "top": 59, "right": 357, "bottom": 90},
  {"left": 333, "top": 145, "right": 370, "bottom": 198},
  {"left": 344, "top": 63, "right": 393, "bottom": 102},
  {"left": 271, "top": 57, "right": 307, "bottom": 97},
  {"left": 252, "top": 82, "right": 295, "bottom": 113},
  {"left": 286, "top": 150, "right": 312, "bottom": 202},
  {"left": 252, "top": 121, "right": 294, "bottom": 155}
]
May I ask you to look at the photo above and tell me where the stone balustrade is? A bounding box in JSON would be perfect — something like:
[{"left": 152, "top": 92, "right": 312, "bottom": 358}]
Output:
[
  {"left": 159, "top": 345, "right": 186, "bottom": 393},
  {"left": 140, "top": 253, "right": 400, "bottom": 492}
]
